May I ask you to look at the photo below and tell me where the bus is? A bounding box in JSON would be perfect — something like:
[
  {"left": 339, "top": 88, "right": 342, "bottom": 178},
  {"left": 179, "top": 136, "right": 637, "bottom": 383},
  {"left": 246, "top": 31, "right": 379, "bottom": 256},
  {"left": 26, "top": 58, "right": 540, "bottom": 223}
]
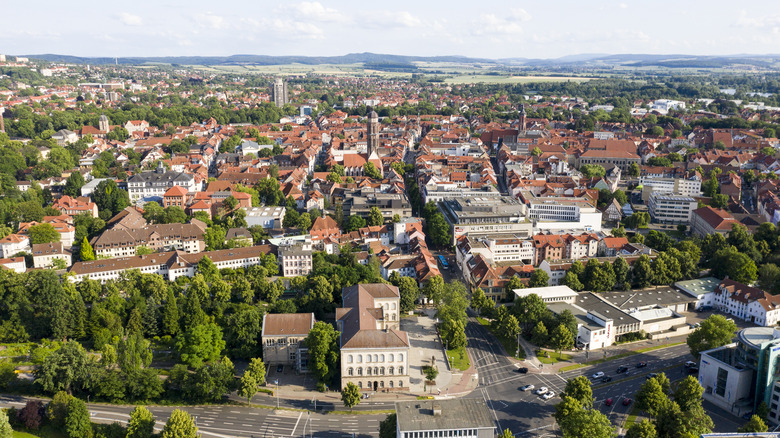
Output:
[{"left": 437, "top": 255, "right": 449, "bottom": 270}]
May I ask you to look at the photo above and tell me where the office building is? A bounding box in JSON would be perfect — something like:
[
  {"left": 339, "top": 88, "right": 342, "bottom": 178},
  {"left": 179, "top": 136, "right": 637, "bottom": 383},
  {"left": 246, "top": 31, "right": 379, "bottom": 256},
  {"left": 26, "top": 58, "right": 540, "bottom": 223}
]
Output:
[{"left": 394, "top": 399, "right": 496, "bottom": 438}]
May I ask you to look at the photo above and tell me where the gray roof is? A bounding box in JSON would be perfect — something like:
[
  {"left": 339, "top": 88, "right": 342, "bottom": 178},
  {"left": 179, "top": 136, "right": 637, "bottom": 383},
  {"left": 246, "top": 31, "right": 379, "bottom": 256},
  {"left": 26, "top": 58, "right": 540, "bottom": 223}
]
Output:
[
  {"left": 674, "top": 277, "right": 721, "bottom": 298},
  {"left": 128, "top": 169, "right": 193, "bottom": 184},
  {"left": 598, "top": 287, "right": 696, "bottom": 310},
  {"left": 395, "top": 398, "right": 496, "bottom": 432},
  {"left": 575, "top": 292, "right": 641, "bottom": 327}
]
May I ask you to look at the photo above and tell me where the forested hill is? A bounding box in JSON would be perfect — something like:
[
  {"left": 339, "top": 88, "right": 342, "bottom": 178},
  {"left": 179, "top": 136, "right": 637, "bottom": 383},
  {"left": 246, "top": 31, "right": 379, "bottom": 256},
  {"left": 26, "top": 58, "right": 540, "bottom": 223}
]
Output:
[{"left": 23, "top": 52, "right": 496, "bottom": 66}]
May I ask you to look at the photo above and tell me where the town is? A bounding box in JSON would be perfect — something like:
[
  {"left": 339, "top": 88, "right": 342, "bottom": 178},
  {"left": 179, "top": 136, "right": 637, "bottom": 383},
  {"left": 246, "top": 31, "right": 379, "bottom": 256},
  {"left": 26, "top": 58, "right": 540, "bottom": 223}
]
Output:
[{"left": 0, "top": 46, "right": 780, "bottom": 438}]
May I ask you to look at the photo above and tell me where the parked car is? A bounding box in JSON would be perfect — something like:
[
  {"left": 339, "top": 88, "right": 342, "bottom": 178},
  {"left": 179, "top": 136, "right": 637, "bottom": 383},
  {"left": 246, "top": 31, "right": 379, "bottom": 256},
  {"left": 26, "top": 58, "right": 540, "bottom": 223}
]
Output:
[
  {"left": 605, "top": 398, "right": 614, "bottom": 406},
  {"left": 602, "top": 376, "right": 613, "bottom": 383},
  {"left": 541, "top": 392, "right": 555, "bottom": 400},
  {"left": 623, "top": 398, "right": 633, "bottom": 406},
  {"left": 534, "top": 387, "right": 548, "bottom": 395},
  {"left": 592, "top": 371, "right": 605, "bottom": 379},
  {"left": 684, "top": 361, "right": 697, "bottom": 368},
  {"left": 520, "top": 384, "right": 535, "bottom": 392},
  {"left": 616, "top": 366, "right": 629, "bottom": 374},
  {"left": 688, "top": 366, "right": 700, "bottom": 374},
  {"left": 517, "top": 367, "right": 529, "bottom": 374},
  {"left": 636, "top": 362, "right": 648, "bottom": 368},
  {"left": 646, "top": 373, "right": 658, "bottom": 379}
]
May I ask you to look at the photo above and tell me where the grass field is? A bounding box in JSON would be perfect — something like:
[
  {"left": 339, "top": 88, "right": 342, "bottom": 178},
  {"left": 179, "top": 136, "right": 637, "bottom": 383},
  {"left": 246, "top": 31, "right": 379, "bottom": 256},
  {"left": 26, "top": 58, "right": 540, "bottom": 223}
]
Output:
[
  {"left": 446, "top": 346, "right": 471, "bottom": 372},
  {"left": 536, "top": 350, "right": 572, "bottom": 364},
  {"left": 443, "top": 75, "right": 593, "bottom": 84},
  {"left": 13, "top": 432, "right": 39, "bottom": 438}
]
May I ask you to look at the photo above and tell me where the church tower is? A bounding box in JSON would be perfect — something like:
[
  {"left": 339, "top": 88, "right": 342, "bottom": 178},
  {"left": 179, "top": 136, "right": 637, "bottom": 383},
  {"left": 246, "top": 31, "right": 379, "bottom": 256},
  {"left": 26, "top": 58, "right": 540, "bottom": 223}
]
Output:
[
  {"left": 99, "top": 114, "right": 110, "bottom": 133},
  {"left": 367, "top": 109, "right": 380, "bottom": 157},
  {"left": 519, "top": 104, "right": 527, "bottom": 131}
]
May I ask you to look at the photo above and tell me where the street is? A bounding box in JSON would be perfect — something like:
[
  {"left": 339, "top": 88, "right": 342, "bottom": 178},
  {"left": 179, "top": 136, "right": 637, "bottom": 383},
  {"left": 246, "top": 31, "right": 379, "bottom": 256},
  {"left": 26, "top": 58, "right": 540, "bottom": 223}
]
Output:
[{"left": 0, "top": 395, "right": 385, "bottom": 438}]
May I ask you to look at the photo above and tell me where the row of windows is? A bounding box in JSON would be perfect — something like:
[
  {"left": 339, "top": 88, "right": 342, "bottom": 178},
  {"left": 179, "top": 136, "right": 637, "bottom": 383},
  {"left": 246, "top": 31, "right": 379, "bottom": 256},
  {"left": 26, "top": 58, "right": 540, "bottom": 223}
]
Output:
[
  {"left": 403, "top": 429, "right": 479, "bottom": 438},
  {"left": 347, "top": 366, "right": 403, "bottom": 376},
  {"left": 357, "top": 380, "right": 402, "bottom": 389},
  {"left": 347, "top": 353, "right": 403, "bottom": 363}
]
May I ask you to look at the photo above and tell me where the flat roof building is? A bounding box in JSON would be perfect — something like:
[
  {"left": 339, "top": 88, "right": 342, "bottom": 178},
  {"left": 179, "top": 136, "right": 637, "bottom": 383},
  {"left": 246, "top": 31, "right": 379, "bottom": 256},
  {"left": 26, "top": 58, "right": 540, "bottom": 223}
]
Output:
[{"left": 395, "top": 399, "right": 496, "bottom": 438}]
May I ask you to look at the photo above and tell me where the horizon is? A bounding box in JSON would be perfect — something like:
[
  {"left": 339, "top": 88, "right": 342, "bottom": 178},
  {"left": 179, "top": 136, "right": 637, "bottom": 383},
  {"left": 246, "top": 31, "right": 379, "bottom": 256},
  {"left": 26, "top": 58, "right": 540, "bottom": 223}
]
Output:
[{"left": 2, "top": 0, "right": 778, "bottom": 60}]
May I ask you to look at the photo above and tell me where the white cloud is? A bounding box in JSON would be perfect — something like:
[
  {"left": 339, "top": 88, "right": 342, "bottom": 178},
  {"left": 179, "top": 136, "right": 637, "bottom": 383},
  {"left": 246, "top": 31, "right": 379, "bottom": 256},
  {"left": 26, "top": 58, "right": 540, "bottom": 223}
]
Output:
[
  {"left": 474, "top": 13, "right": 525, "bottom": 37},
  {"left": 357, "top": 11, "right": 423, "bottom": 29},
  {"left": 194, "top": 12, "right": 229, "bottom": 30},
  {"left": 509, "top": 8, "right": 532, "bottom": 22},
  {"left": 735, "top": 10, "right": 780, "bottom": 28},
  {"left": 118, "top": 12, "right": 143, "bottom": 26},
  {"left": 619, "top": 3, "right": 628, "bottom": 9},
  {"left": 288, "top": 2, "right": 342, "bottom": 22},
  {"left": 269, "top": 18, "right": 325, "bottom": 39}
]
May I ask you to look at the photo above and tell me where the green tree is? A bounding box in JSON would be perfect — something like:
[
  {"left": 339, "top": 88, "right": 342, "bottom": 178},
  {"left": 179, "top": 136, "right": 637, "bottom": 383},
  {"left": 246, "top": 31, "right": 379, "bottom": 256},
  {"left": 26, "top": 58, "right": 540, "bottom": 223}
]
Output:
[
  {"left": 562, "top": 375, "right": 594, "bottom": 408},
  {"left": 580, "top": 164, "right": 606, "bottom": 178},
  {"left": 197, "top": 256, "right": 220, "bottom": 282},
  {"left": 176, "top": 323, "right": 226, "bottom": 368},
  {"left": 126, "top": 406, "right": 156, "bottom": 438},
  {"left": 427, "top": 213, "right": 451, "bottom": 248},
  {"left": 79, "top": 236, "right": 95, "bottom": 261},
  {"left": 0, "top": 409, "right": 12, "bottom": 438},
  {"left": 627, "top": 162, "right": 640, "bottom": 178},
  {"left": 549, "top": 324, "right": 574, "bottom": 358},
  {"left": 118, "top": 332, "right": 153, "bottom": 374},
  {"left": 687, "top": 314, "right": 737, "bottom": 359},
  {"left": 304, "top": 321, "right": 340, "bottom": 385},
  {"left": 47, "top": 391, "right": 71, "bottom": 427},
  {"left": 161, "top": 409, "right": 198, "bottom": 438},
  {"left": 673, "top": 375, "right": 704, "bottom": 411},
  {"left": 528, "top": 269, "right": 550, "bottom": 288},
  {"left": 298, "top": 212, "right": 312, "bottom": 231},
  {"left": 65, "top": 397, "right": 93, "bottom": 438},
  {"left": 347, "top": 215, "right": 366, "bottom": 232},
  {"left": 28, "top": 223, "right": 61, "bottom": 244},
  {"left": 397, "top": 276, "right": 420, "bottom": 313},
  {"left": 363, "top": 162, "right": 382, "bottom": 179},
  {"left": 740, "top": 415, "right": 768, "bottom": 433},
  {"left": 613, "top": 257, "right": 630, "bottom": 288},
  {"left": 35, "top": 340, "right": 93, "bottom": 394},
  {"left": 237, "top": 372, "right": 258, "bottom": 404},
  {"left": 368, "top": 207, "right": 383, "bottom": 226},
  {"left": 341, "top": 382, "right": 361, "bottom": 411},
  {"left": 632, "top": 254, "right": 654, "bottom": 288},
  {"left": 710, "top": 194, "right": 729, "bottom": 208},
  {"left": 654, "top": 400, "right": 713, "bottom": 438},
  {"left": 379, "top": 413, "right": 397, "bottom": 438},
  {"left": 64, "top": 172, "right": 86, "bottom": 197},
  {"left": 246, "top": 357, "right": 266, "bottom": 386},
  {"left": 636, "top": 376, "right": 667, "bottom": 417},
  {"left": 625, "top": 420, "right": 656, "bottom": 438},
  {"left": 561, "top": 271, "right": 584, "bottom": 292},
  {"left": 505, "top": 276, "right": 524, "bottom": 301}
]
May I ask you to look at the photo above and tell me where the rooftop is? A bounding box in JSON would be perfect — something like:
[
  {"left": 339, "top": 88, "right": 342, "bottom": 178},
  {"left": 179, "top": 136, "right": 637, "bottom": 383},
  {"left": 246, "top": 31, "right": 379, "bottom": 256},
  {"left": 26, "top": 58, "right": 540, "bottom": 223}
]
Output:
[
  {"left": 675, "top": 277, "right": 721, "bottom": 298},
  {"left": 598, "top": 287, "right": 696, "bottom": 311},
  {"left": 395, "top": 398, "right": 496, "bottom": 432}
]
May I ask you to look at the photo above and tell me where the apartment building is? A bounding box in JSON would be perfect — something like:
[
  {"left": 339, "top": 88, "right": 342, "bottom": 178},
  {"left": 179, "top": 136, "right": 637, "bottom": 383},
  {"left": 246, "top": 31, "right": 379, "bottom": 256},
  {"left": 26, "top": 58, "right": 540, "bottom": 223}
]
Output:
[
  {"left": 261, "top": 313, "right": 315, "bottom": 373},
  {"left": 648, "top": 192, "right": 698, "bottom": 224},
  {"left": 277, "top": 238, "right": 313, "bottom": 277},
  {"left": 127, "top": 165, "right": 198, "bottom": 202},
  {"left": 32, "top": 242, "right": 71, "bottom": 269},
  {"left": 91, "top": 222, "right": 206, "bottom": 258},
  {"left": 690, "top": 206, "right": 739, "bottom": 237}
]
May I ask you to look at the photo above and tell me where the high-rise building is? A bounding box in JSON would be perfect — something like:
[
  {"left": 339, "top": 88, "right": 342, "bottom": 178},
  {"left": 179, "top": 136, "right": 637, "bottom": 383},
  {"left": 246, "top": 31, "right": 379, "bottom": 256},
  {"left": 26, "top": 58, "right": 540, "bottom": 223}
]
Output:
[
  {"left": 271, "top": 78, "right": 288, "bottom": 107},
  {"left": 367, "top": 109, "right": 380, "bottom": 157}
]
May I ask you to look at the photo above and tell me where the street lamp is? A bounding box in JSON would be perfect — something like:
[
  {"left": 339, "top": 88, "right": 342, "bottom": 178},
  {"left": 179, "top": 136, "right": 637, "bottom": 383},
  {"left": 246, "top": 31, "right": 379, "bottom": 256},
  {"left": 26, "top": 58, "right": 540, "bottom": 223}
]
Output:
[{"left": 275, "top": 380, "right": 279, "bottom": 409}]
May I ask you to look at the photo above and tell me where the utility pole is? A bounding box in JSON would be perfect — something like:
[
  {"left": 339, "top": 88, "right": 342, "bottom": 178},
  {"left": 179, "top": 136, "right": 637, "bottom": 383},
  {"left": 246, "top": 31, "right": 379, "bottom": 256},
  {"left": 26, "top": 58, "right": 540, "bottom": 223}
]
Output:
[{"left": 275, "top": 380, "right": 280, "bottom": 409}]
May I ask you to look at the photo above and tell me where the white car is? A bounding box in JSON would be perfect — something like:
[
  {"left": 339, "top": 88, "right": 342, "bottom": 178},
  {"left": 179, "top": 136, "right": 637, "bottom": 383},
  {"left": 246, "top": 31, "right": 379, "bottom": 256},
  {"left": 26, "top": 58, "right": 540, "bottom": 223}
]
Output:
[
  {"left": 541, "top": 391, "right": 555, "bottom": 400},
  {"left": 534, "top": 387, "right": 548, "bottom": 395},
  {"left": 520, "top": 384, "right": 535, "bottom": 392},
  {"left": 592, "top": 372, "right": 605, "bottom": 379}
]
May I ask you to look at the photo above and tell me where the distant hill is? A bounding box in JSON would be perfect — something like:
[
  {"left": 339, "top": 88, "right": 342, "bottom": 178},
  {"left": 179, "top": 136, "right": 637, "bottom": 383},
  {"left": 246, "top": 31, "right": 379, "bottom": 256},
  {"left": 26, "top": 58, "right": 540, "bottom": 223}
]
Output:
[
  {"left": 24, "top": 52, "right": 496, "bottom": 66},
  {"left": 22, "top": 52, "right": 780, "bottom": 69}
]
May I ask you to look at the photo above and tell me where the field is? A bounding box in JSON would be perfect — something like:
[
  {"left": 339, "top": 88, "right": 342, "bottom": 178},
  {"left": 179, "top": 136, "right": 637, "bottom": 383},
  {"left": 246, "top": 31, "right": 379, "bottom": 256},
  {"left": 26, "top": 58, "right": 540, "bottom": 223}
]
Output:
[{"left": 443, "top": 75, "right": 593, "bottom": 84}]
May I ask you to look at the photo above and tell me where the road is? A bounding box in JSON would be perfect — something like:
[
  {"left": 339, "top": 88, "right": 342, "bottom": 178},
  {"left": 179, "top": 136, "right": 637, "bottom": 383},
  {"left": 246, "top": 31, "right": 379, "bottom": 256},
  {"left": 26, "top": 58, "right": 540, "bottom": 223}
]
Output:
[
  {"left": 0, "top": 395, "right": 385, "bottom": 438},
  {"left": 465, "top": 316, "right": 519, "bottom": 387},
  {"left": 473, "top": 343, "right": 700, "bottom": 437}
]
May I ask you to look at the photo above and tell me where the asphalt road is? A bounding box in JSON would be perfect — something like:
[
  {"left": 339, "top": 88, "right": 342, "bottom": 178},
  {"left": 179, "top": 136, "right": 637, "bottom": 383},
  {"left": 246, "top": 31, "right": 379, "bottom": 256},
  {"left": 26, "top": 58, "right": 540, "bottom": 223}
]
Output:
[
  {"left": 465, "top": 316, "right": 519, "bottom": 387},
  {"left": 472, "top": 343, "right": 703, "bottom": 437},
  {"left": 0, "top": 395, "right": 385, "bottom": 438}
]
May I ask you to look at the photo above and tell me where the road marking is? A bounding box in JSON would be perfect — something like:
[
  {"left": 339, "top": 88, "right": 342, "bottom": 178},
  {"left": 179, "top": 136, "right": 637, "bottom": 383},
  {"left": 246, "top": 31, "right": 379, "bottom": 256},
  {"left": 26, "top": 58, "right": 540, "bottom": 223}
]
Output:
[{"left": 290, "top": 412, "right": 303, "bottom": 437}]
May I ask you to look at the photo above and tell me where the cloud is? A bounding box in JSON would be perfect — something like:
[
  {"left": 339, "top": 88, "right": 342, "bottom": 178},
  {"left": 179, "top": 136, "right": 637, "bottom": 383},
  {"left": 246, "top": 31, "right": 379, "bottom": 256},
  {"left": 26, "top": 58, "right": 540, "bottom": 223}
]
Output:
[
  {"left": 357, "top": 11, "right": 423, "bottom": 29},
  {"left": 619, "top": 3, "right": 628, "bottom": 9},
  {"left": 194, "top": 12, "right": 229, "bottom": 30},
  {"left": 735, "top": 10, "right": 780, "bottom": 28},
  {"left": 269, "top": 18, "right": 325, "bottom": 39},
  {"left": 118, "top": 12, "right": 143, "bottom": 26},
  {"left": 288, "top": 2, "right": 342, "bottom": 22}
]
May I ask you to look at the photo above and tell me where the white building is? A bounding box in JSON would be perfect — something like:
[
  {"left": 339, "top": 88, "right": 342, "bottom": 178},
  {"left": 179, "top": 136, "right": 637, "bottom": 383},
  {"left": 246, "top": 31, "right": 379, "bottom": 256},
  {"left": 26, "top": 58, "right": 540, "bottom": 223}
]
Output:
[
  {"left": 0, "top": 257, "right": 26, "bottom": 274},
  {"left": 245, "top": 206, "right": 286, "bottom": 229},
  {"left": 127, "top": 166, "right": 198, "bottom": 202},
  {"left": 277, "top": 237, "right": 313, "bottom": 277},
  {"left": 648, "top": 192, "right": 698, "bottom": 224},
  {"left": 337, "top": 284, "right": 410, "bottom": 392},
  {"left": 32, "top": 242, "right": 72, "bottom": 269},
  {"left": 714, "top": 279, "right": 780, "bottom": 327},
  {"left": 639, "top": 177, "right": 702, "bottom": 202},
  {"left": 675, "top": 277, "right": 722, "bottom": 310},
  {"left": 0, "top": 234, "right": 30, "bottom": 258},
  {"left": 514, "top": 285, "right": 578, "bottom": 304},
  {"left": 395, "top": 399, "right": 496, "bottom": 438}
]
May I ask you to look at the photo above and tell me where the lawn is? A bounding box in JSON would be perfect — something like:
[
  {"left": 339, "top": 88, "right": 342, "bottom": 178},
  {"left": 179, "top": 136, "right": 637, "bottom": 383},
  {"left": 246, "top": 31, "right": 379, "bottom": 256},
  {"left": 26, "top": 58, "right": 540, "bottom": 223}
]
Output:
[
  {"left": 13, "top": 432, "right": 39, "bottom": 438},
  {"left": 536, "top": 350, "right": 572, "bottom": 364},
  {"left": 446, "top": 346, "right": 471, "bottom": 372},
  {"left": 476, "top": 318, "right": 525, "bottom": 359},
  {"left": 624, "top": 405, "right": 642, "bottom": 428}
]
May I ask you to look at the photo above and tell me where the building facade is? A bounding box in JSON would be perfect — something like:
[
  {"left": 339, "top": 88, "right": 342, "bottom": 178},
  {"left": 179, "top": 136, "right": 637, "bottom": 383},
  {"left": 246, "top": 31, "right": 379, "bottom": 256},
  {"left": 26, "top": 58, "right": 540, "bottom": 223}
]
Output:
[
  {"left": 261, "top": 313, "right": 315, "bottom": 373},
  {"left": 127, "top": 166, "right": 198, "bottom": 202},
  {"left": 648, "top": 192, "right": 698, "bottom": 224}
]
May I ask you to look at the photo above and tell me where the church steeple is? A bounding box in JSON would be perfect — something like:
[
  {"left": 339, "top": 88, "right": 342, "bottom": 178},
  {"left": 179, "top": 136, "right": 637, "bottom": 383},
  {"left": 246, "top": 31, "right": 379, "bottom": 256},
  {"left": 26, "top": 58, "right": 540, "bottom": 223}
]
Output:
[
  {"left": 367, "top": 109, "right": 379, "bottom": 158},
  {"left": 519, "top": 104, "right": 527, "bottom": 131}
]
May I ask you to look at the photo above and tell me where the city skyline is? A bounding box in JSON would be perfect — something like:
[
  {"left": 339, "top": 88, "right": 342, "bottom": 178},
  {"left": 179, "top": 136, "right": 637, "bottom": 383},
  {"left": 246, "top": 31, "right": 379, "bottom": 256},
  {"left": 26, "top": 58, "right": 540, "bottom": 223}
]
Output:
[{"left": 2, "top": 0, "right": 779, "bottom": 59}]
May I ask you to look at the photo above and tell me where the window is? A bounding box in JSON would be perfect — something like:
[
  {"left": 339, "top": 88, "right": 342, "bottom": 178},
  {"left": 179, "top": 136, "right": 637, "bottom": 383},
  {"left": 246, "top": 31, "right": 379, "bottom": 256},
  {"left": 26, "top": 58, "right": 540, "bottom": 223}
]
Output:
[
  {"left": 367, "top": 355, "right": 372, "bottom": 363},
  {"left": 373, "top": 354, "right": 379, "bottom": 362},
  {"left": 367, "top": 367, "right": 372, "bottom": 376},
  {"left": 348, "top": 355, "right": 353, "bottom": 364},
  {"left": 389, "top": 354, "right": 394, "bottom": 362},
  {"left": 399, "top": 366, "right": 404, "bottom": 374},
  {"left": 374, "top": 367, "right": 379, "bottom": 375},
  {"left": 348, "top": 367, "right": 353, "bottom": 376},
  {"left": 716, "top": 367, "right": 728, "bottom": 397},
  {"left": 380, "top": 367, "right": 385, "bottom": 375},
  {"left": 390, "top": 381, "right": 394, "bottom": 388},
  {"left": 380, "top": 354, "right": 385, "bottom": 362},
  {"left": 357, "top": 368, "right": 363, "bottom": 376},
  {"left": 357, "top": 355, "right": 362, "bottom": 363},
  {"left": 358, "top": 381, "right": 362, "bottom": 389},
  {"left": 380, "top": 381, "right": 384, "bottom": 388},
  {"left": 389, "top": 367, "right": 394, "bottom": 375},
  {"left": 399, "top": 354, "right": 404, "bottom": 362}
]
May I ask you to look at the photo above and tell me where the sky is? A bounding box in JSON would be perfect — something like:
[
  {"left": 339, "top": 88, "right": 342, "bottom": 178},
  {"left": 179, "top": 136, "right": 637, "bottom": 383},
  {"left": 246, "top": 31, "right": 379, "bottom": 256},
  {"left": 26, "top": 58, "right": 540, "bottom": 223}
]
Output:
[{"left": 2, "top": 0, "right": 779, "bottom": 59}]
